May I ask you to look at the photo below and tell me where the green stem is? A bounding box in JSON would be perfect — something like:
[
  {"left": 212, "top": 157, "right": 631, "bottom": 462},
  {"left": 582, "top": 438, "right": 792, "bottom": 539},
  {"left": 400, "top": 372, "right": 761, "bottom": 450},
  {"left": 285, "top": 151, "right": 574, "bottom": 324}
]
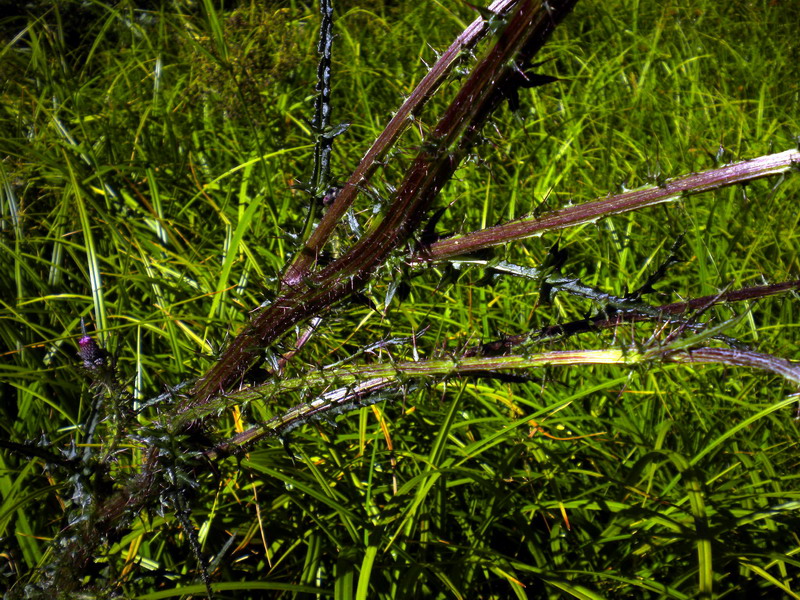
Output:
[{"left": 204, "top": 346, "right": 800, "bottom": 458}]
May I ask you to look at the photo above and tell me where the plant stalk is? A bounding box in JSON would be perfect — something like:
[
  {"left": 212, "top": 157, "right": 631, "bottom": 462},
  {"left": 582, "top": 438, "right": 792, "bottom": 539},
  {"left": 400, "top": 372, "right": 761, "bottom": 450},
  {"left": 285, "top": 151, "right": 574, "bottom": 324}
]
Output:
[
  {"left": 187, "top": 0, "right": 580, "bottom": 408},
  {"left": 281, "top": 0, "right": 523, "bottom": 288},
  {"left": 418, "top": 149, "right": 800, "bottom": 261}
]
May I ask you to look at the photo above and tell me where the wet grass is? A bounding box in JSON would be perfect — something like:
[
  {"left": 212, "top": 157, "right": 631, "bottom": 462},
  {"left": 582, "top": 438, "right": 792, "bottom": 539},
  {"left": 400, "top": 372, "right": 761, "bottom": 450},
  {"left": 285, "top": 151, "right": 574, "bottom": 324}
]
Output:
[{"left": 2, "top": 0, "right": 800, "bottom": 598}]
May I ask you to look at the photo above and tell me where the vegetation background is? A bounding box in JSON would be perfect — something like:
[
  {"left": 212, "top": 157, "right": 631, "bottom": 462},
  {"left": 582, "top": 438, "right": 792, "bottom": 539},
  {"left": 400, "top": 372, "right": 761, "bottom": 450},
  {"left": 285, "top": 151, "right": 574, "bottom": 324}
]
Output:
[{"left": 1, "top": 0, "right": 800, "bottom": 598}]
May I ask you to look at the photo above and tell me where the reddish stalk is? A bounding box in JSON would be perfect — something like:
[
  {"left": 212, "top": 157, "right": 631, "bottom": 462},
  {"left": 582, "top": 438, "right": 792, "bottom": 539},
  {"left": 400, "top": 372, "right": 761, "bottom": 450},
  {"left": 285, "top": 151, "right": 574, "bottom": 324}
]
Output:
[
  {"left": 281, "top": 0, "right": 522, "bottom": 288},
  {"left": 418, "top": 149, "right": 800, "bottom": 261},
  {"left": 187, "top": 0, "right": 580, "bottom": 408}
]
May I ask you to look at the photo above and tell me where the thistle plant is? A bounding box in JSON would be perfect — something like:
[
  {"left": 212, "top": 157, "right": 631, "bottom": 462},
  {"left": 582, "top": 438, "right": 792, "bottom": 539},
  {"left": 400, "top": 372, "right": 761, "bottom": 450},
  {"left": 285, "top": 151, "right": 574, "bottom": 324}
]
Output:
[{"left": 2, "top": 1, "right": 800, "bottom": 598}]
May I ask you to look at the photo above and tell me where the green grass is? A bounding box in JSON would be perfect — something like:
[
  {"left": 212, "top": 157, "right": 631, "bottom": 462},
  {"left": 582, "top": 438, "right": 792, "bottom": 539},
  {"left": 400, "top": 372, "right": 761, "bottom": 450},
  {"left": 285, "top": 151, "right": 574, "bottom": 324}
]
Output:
[{"left": 2, "top": 0, "right": 800, "bottom": 598}]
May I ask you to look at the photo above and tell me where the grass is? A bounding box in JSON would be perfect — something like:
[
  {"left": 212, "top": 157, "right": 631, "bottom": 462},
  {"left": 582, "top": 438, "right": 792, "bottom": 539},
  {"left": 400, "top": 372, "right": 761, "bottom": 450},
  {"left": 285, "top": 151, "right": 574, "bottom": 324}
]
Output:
[{"left": 1, "top": 0, "right": 800, "bottom": 598}]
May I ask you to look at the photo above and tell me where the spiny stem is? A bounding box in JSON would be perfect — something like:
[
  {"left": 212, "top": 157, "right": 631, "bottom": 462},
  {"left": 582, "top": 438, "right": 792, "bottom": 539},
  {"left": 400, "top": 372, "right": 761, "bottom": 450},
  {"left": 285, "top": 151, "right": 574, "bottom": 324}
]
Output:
[
  {"left": 282, "top": 0, "right": 525, "bottom": 288},
  {"left": 417, "top": 148, "right": 800, "bottom": 261},
  {"left": 206, "top": 346, "right": 800, "bottom": 457},
  {"left": 188, "top": 0, "right": 579, "bottom": 408}
]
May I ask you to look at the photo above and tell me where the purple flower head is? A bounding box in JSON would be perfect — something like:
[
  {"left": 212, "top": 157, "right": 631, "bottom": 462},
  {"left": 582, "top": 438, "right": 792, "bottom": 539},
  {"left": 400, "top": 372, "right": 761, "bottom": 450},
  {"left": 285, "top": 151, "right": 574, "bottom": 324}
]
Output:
[{"left": 78, "top": 334, "right": 106, "bottom": 370}]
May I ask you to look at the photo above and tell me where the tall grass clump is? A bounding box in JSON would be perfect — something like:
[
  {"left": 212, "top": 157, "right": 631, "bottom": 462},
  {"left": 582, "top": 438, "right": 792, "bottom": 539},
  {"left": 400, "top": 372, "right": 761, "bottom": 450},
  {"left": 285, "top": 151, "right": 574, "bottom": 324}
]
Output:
[{"left": 1, "top": 0, "right": 800, "bottom": 598}]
